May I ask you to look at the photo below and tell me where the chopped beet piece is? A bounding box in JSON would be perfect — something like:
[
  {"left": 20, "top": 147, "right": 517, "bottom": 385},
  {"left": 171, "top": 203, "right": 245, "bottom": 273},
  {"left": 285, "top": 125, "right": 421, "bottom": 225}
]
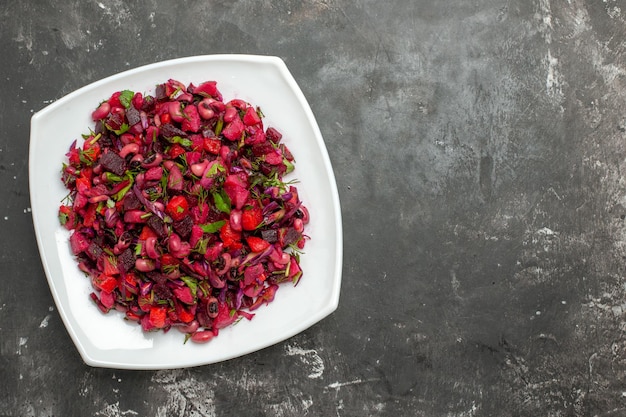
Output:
[
  {"left": 95, "top": 120, "right": 106, "bottom": 135},
  {"left": 202, "top": 127, "right": 217, "bottom": 139},
  {"left": 99, "top": 151, "right": 126, "bottom": 176},
  {"left": 266, "top": 127, "right": 283, "bottom": 143},
  {"left": 282, "top": 227, "right": 301, "bottom": 247},
  {"left": 146, "top": 271, "right": 169, "bottom": 285},
  {"left": 146, "top": 215, "right": 168, "bottom": 239},
  {"left": 126, "top": 105, "right": 141, "bottom": 126},
  {"left": 173, "top": 215, "right": 194, "bottom": 240},
  {"left": 117, "top": 248, "right": 135, "bottom": 275},
  {"left": 261, "top": 229, "right": 278, "bottom": 243},
  {"left": 99, "top": 133, "right": 113, "bottom": 148},
  {"left": 160, "top": 123, "right": 187, "bottom": 139},
  {"left": 251, "top": 141, "right": 275, "bottom": 157},
  {"left": 141, "top": 95, "right": 156, "bottom": 112},
  {"left": 105, "top": 112, "right": 124, "bottom": 131},
  {"left": 123, "top": 191, "right": 142, "bottom": 211},
  {"left": 86, "top": 242, "right": 103, "bottom": 261},
  {"left": 155, "top": 84, "right": 166, "bottom": 100},
  {"left": 153, "top": 283, "right": 172, "bottom": 300}
]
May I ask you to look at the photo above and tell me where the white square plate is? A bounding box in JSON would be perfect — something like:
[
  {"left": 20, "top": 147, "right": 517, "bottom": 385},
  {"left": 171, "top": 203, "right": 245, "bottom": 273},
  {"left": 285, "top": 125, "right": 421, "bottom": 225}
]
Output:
[{"left": 29, "top": 55, "right": 342, "bottom": 369}]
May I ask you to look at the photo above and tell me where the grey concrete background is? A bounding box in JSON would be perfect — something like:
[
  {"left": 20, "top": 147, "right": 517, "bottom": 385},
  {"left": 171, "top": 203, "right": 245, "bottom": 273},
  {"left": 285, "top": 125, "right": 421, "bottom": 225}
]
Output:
[{"left": 2, "top": 0, "right": 626, "bottom": 416}]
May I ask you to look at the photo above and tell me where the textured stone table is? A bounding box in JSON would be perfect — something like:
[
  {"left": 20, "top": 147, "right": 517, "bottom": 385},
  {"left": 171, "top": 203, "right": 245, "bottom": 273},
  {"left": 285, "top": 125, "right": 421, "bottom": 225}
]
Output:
[{"left": 3, "top": 1, "right": 626, "bottom": 415}]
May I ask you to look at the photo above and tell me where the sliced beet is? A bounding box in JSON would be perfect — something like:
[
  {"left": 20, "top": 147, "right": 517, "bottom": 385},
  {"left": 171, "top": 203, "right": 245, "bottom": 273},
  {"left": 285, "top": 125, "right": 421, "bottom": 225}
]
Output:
[
  {"left": 155, "top": 84, "right": 166, "bottom": 100},
  {"left": 123, "top": 191, "right": 142, "bottom": 211},
  {"left": 117, "top": 248, "right": 135, "bottom": 275},
  {"left": 261, "top": 229, "right": 278, "bottom": 243},
  {"left": 252, "top": 141, "right": 274, "bottom": 157},
  {"left": 152, "top": 283, "right": 173, "bottom": 300},
  {"left": 202, "top": 127, "right": 217, "bottom": 139},
  {"left": 147, "top": 215, "right": 168, "bottom": 239},
  {"left": 265, "top": 126, "right": 282, "bottom": 143},
  {"left": 99, "top": 150, "right": 126, "bottom": 176},
  {"left": 160, "top": 123, "right": 187, "bottom": 139},
  {"left": 86, "top": 242, "right": 103, "bottom": 261},
  {"left": 125, "top": 105, "right": 141, "bottom": 126},
  {"left": 141, "top": 95, "right": 156, "bottom": 113},
  {"left": 105, "top": 112, "right": 124, "bottom": 131},
  {"left": 173, "top": 215, "right": 194, "bottom": 240},
  {"left": 94, "top": 120, "right": 106, "bottom": 135},
  {"left": 282, "top": 227, "right": 301, "bottom": 247},
  {"left": 99, "top": 133, "right": 113, "bottom": 148},
  {"left": 146, "top": 271, "right": 169, "bottom": 285}
]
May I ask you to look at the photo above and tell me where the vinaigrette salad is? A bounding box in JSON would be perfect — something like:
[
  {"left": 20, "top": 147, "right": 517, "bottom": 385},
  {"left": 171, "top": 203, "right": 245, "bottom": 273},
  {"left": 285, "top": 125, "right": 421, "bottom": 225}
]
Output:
[{"left": 58, "top": 78, "right": 308, "bottom": 343}]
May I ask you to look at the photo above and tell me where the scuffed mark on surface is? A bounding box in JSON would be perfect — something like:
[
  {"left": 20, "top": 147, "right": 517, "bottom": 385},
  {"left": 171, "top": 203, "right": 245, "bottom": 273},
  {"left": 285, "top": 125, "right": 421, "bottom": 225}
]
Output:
[
  {"left": 591, "top": 46, "right": 626, "bottom": 87},
  {"left": 78, "top": 371, "right": 94, "bottom": 397},
  {"left": 537, "top": 0, "right": 554, "bottom": 44},
  {"left": 94, "top": 0, "right": 132, "bottom": 27},
  {"left": 59, "top": 28, "right": 86, "bottom": 51},
  {"left": 95, "top": 402, "right": 139, "bottom": 417},
  {"left": 545, "top": 49, "right": 563, "bottom": 101},
  {"left": 14, "top": 25, "right": 33, "bottom": 51},
  {"left": 285, "top": 343, "right": 325, "bottom": 379},
  {"left": 16, "top": 337, "right": 27, "bottom": 355},
  {"left": 325, "top": 378, "right": 380, "bottom": 391},
  {"left": 152, "top": 370, "right": 217, "bottom": 417},
  {"left": 38, "top": 315, "right": 50, "bottom": 328}
]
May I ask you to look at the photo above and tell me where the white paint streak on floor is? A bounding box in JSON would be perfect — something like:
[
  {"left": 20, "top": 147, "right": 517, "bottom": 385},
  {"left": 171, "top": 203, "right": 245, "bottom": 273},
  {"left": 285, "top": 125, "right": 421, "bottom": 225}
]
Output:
[
  {"left": 545, "top": 49, "right": 562, "bottom": 100},
  {"left": 95, "top": 402, "right": 138, "bottom": 417},
  {"left": 538, "top": 0, "right": 553, "bottom": 44},
  {"left": 152, "top": 370, "right": 217, "bottom": 417},
  {"left": 39, "top": 314, "right": 51, "bottom": 328},
  {"left": 325, "top": 378, "right": 380, "bottom": 391},
  {"left": 17, "top": 337, "right": 27, "bottom": 355},
  {"left": 285, "top": 344, "right": 325, "bottom": 379}
]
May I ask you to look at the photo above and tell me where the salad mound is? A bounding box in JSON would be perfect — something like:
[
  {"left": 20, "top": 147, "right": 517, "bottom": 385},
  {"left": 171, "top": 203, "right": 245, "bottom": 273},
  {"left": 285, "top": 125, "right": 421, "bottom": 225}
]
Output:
[{"left": 58, "top": 79, "right": 309, "bottom": 343}]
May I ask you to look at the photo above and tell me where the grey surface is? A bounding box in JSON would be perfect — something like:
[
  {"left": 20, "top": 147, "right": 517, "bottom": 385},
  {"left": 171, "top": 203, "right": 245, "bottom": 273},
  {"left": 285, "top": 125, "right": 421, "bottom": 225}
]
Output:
[{"left": 2, "top": 0, "right": 626, "bottom": 416}]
